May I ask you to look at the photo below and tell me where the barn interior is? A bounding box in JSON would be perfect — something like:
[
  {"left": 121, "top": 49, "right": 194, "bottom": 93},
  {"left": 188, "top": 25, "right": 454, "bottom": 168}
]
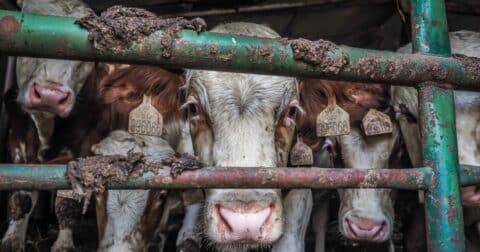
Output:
[{"left": 0, "top": 0, "right": 479, "bottom": 251}]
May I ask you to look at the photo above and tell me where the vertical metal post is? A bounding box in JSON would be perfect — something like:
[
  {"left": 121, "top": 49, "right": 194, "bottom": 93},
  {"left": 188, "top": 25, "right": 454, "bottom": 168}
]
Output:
[{"left": 411, "top": 0, "right": 465, "bottom": 251}]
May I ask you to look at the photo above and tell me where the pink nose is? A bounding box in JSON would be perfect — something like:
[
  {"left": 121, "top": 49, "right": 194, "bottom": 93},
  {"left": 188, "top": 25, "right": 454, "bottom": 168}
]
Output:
[
  {"left": 216, "top": 205, "right": 273, "bottom": 243},
  {"left": 344, "top": 216, "right": 388, "bottom": 242},
  {"left": 28, "top": 82, "right": 73, "bottom": 117}
]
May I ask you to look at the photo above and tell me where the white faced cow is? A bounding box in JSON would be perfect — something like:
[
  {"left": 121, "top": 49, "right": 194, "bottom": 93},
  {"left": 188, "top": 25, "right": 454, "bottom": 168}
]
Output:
[
  {"left": 298, "top": 79, "right": 401, "bottom": 250},
  {"left": 184, "top": 22, "right": 312, "bottom": 251},
  {"left": 1, "top": 1, "right": 95, "bottom": 251}
]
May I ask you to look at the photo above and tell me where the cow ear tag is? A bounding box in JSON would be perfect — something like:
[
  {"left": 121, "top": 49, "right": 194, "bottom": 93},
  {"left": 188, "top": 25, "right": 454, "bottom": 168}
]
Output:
[
  {"left": 128, "top": 95, "right": 163, "bottom": 136},
  {"left": 316, "top": 96, "right": 350, "bottom": 137},
  {"left": 290, "top": 136, "right": 314, "bottom": 166},
  {"left": 362, "top": 109, "right": 393, "bottom": 136}
]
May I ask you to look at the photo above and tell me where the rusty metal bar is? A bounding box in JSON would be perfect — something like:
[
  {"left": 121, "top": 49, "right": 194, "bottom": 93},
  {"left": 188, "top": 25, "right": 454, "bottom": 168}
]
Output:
[
  {"left": 0, "top": 10, "right": 480, "bottom": 89},
  {"left": 0, "top": 164, "right": 433, "bottom": 190},
  {"left": 411, "top": 0, "right": 466, "bottom": 251}
]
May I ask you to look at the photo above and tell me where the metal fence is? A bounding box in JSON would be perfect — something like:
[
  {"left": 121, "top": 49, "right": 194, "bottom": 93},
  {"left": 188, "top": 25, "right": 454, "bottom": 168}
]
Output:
[{"left": 0, "top": 0, "right": 478, "bottom": 251}]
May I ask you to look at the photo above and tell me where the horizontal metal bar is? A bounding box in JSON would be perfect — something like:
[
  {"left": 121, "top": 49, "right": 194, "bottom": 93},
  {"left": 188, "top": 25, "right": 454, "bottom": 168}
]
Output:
[
  {"left": 0, "top": 11, "right": 480, "bottom": 89},
  {"left": 459, "top": 164, "right": 480, "bottom": 186},
  {"left": 0, "top": 164, "right": 432, "bottom": 190}
]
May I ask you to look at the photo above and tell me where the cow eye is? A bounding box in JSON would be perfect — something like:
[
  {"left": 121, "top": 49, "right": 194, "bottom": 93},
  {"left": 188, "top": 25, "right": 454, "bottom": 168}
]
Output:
[
  {"left": 287, "top": 99, "right": 304, "bottom": 119},
  {"left": 288, "top": 106, "right": 297, "bottom": 118},
  {"left": 181, "top": 96, "right": 201, "bottom": 118},
  {"left": 188, "top": 103, "right": 198, "bottom": 115}
]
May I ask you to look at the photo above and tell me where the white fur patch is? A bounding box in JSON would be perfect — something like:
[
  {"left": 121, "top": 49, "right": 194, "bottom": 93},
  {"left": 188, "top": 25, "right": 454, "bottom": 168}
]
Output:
[{"left": 99, "top": 190, "right": 149, "bottom": 251}]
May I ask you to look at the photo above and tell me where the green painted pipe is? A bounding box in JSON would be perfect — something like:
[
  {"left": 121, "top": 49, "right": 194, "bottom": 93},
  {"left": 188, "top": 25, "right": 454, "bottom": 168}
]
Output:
[
  {"left": 0, "top": 164, "right": 434, "bottom": 190},
  {"left": 0, "top": 10, "right": 480, "bottom": 89},
  {"left": 0, "top": 164, "right": 478, "bottom": 191},
  {"left": 411, "top": 0, "right": 466, "bottom": 251}
]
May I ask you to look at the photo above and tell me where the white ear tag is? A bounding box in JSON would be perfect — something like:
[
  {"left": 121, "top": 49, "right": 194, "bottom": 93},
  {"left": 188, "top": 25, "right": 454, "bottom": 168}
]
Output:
[
  {"left": 316, "top": 96, "right": 350, "bottom": 137},
  {"left": 128, "top": 95, "right": 163, "bottom": 136},
  {"left": 290, "top": 136, "right": 314, "bottom": 166},
  {"left": 362, "top": 109, "right": 393, "bottom": 136}
]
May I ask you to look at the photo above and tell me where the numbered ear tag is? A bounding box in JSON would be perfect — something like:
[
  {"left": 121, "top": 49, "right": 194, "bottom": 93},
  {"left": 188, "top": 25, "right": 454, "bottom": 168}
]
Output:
[
  {"left": 316, "top": 98, "right": 350, "bottom": 137},
  {"left": 290, "top": 137, "right": 314, "bottom": 166},
  {"left": 128, "top": 96, "right": 163, "bottom": 136},
  {"left": 362, "top": 109, "right": 393, "bottom": 136}
]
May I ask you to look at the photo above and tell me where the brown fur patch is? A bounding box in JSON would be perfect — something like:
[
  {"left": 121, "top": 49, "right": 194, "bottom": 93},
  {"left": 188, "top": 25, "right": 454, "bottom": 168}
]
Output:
[
  {"left": 94, "top": 65, "right": 185, "bottom": 134},
  {"left": 297, "top": 78, "right": 389, "bottom": 149}
]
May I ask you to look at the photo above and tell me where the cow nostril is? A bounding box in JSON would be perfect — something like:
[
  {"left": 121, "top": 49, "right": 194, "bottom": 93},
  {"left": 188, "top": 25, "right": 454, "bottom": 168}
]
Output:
[
  {"left": 58, "top": 92, "right": 70, "bottom": 105},
  {"left": 32, "top": 83, "right": 42, "bottom": 99}
]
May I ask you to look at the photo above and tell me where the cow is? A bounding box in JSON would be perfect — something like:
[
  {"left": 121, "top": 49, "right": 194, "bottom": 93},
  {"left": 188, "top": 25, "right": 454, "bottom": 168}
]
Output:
[
  {"left": 0, "top": 1, "right": 96, "bottom": 251},
  {"left": 85, "top": 63, "right": 204, "bottom": 251},
  {"left": 391, "top": 30, "right": 480, "bottom": 252},
  {"left": 89, "top": 130, "right": 175, "bottom": 252},
  {"left": 183, "top": 22, "right": 312, "bottom": 252},
  {"left": 297, "top": 79, "right": 402, "bottom": 250}
]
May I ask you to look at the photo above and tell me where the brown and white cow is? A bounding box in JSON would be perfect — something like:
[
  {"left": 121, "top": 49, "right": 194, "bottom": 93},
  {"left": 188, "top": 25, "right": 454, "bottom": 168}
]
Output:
[
  {"left": 184, "top": 22, "right": 312, "bottom": 251},
  {"left": 87, "top": 64, "right": 203, "bottom": 251},
  {"left": 298, "top": 79, "right": 401, "bottom": 249},
  {"left": 392, "top": 30, "right": 480, "bottom": 252},
  {"left": 1, "top": 1, "right": 95, "bottom": 251}
]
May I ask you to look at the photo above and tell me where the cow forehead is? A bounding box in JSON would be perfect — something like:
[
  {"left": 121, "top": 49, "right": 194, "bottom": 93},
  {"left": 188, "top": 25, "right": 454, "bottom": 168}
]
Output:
[
  {"left": 16, "top": 57, "right": 94, "bottom": 86},
  {"left": 187, "top": 70, "right": 297, "bottom": 118}
]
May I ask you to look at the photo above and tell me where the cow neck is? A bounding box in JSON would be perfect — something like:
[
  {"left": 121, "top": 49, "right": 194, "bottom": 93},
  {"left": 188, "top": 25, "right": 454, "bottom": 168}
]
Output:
[{"left": 29, "top": 111, "right": 55, "bottom": 161}]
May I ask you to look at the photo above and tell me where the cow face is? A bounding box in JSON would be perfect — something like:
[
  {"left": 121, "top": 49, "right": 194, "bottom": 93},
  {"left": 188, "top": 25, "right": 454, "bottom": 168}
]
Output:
[
  {"left": 16, "top": 0, "right": 94, "bottom": 118},
  {"left": 184, "top": 23, "right": 300, "bottom": 250},
  {"left": 298, "top": 79, "right": 399, "bottom": 243},
  {"left": 185, "top": 70, "right": 299, "bottom": 249},
  {"left": 336, "top": 126, "right": 399, "bottom": 243},
  {"left": 16, "top": 57, "right": 94, "bottom": 118}
]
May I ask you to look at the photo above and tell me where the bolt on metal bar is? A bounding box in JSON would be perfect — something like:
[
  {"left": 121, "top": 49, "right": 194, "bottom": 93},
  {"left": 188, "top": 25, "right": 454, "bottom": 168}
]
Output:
[
  {"left": 0, "top": 164, "right": 433, "bottom": 190},
  {"left": 411, "top": 0, "right": 466, "bottom": 251},
  {"left": 0, "top": 10, "right": 480, "bottom": 89}
]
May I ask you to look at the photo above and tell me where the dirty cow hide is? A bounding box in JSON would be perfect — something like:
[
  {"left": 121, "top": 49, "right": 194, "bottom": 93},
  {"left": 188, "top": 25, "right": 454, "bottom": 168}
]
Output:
[
  {"left": 1, "top": 1, "right": 98, "bottom": 251},
  {"left": 184, "top": 22, "right": 312, "bottom": 252},
  {"left": 392, "top": 30, "right": 480, "bottom": 252},
  {"left": 297, "top": 79, "right": 402, "bottom": 250}
]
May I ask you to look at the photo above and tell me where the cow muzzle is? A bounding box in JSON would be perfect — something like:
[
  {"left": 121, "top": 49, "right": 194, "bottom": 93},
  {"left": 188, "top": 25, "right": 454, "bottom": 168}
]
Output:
[
  {"left": 27, "top": 82, "right": 74, "bottom": 117},
  {"left": 342, "top": 213, "right": 390, "bottom": 242},
  {"left": 206, "top": 189, "right": 283, "bottom": 245}
]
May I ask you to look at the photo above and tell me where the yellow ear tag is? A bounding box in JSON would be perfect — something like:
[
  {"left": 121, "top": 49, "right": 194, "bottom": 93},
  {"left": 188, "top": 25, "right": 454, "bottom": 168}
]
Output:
[
  {"left": 290, "top": 137, "right": 314, "bottom": 166},
  {"left": 128, "top": 95, "right": 163, "bottom": 136},
  {"left": 316, "top": 96, "right": 350, "bottom": 137},
  {"left": 362, "top": 109, "right": 393, "bottom": 136}
]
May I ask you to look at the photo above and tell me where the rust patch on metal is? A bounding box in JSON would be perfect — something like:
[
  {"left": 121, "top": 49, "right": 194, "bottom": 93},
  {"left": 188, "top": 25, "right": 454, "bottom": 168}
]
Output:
[
  {"left": 453, "top": 54, "right": 480, "bottom": 80},
  {"left": 218, "top": 49, "right": 236, "bottom": 62},
  {"left": 209, "top": 44, "right": 218, "bottom": 55},
  {"left": 360, "top": 170, "right": 381, "bottom": 187},
  {"left": 447, "top": 196, "right": 458, "bottom": 224},
  {"left": 0, "top": 16, "right": 20, "bottom": 41},
  {"left": 256, "top": 47, "right": 273, "bottom": 63},
  {"left": 290, "top": 38, "right": 349, "bottom": 75},
  {"left": 75, "top": 5, "right": 206, "bottom": 56}
]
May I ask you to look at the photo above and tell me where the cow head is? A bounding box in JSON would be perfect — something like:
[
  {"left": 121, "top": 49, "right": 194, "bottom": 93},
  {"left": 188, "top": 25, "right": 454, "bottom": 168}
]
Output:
[
  {"left": 336, "top": 125, "right": 399, "bottom": 243},
  {"left": 16, "top": 58, "right": 94, "bottom": 118},
  {"left": 94, "top": 64, "right": 186, "bottom": 149},
  {"left": 184, "top": 23, "right": 301, "bottom": 249},
  {"left": 16, "top": 0, "right": 94, "bottom": 118},
  {"left": 298, "top": 79, "right": 399, "bottom": 243}
]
